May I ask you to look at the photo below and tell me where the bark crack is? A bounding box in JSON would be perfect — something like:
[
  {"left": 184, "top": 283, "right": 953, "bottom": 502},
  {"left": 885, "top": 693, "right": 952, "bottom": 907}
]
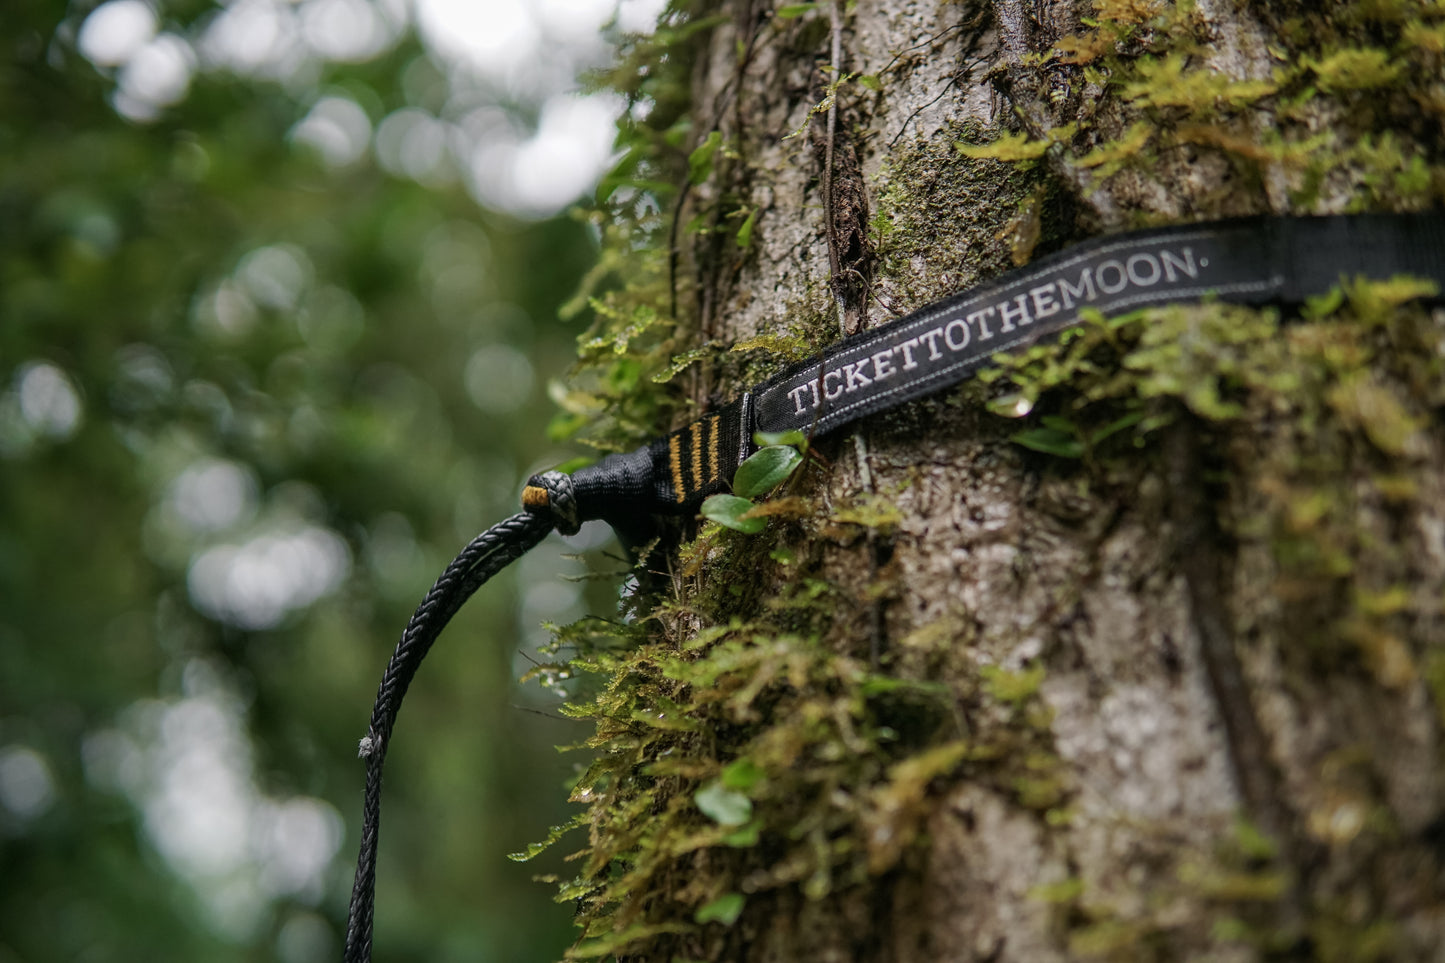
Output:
[
  {"left": 1166, "top": 416, "right": 1312, "bottom": 942},
  {"left": 815, "top": 0, "right": 872, "bottom": 336}
]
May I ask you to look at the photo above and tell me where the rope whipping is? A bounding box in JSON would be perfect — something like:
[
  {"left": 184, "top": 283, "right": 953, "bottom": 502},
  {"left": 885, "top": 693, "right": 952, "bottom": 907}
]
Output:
[{"left": 341, "top": 213, "right": 1445, "bottom": 960}]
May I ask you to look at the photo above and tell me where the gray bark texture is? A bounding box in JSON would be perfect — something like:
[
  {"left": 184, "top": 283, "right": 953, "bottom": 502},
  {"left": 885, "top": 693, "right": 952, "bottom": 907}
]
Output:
[{"left": 562, "top": 2, "right": 1445, "bottom": 960}]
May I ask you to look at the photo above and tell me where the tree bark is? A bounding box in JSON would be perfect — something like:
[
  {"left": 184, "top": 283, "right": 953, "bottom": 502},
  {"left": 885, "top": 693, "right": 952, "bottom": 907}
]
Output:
[{"left": 563, "top": 2, "right": 1445, "bottom": 960}]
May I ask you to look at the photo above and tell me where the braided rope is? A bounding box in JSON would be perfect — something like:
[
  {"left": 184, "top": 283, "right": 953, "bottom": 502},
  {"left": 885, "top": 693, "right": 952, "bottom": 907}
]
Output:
[
  {"left": 528, "top": 470, "right": 580, "bottom": 535},
  {"left": 343, "top": 510, "right": 553, "bottom": 963}
]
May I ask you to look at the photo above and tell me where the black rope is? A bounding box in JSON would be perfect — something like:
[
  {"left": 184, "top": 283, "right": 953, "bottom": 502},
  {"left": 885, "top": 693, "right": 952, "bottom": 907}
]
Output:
[
  {"left": 340, "top": 214, "right": 1445, "bottom": 960},
  {"left": 343, "top": 509, "right": 553, "bottom": 963}
]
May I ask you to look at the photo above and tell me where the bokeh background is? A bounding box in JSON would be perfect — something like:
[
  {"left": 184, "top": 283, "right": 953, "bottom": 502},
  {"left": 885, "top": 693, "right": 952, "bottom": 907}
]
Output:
[{"left": 0, "top": 1, "right": 666, "bottom": 959}]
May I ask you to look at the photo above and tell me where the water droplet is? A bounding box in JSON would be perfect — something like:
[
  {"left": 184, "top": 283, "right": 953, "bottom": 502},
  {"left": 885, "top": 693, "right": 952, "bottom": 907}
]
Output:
[{"left": 988, "top": 393, "right": 1034, "bottom": 418}]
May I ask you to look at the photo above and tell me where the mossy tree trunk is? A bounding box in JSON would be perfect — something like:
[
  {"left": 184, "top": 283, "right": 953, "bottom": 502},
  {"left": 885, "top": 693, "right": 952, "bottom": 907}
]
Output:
[{"left": 551, "top": 2, "right": 1445, "bottom": 959}]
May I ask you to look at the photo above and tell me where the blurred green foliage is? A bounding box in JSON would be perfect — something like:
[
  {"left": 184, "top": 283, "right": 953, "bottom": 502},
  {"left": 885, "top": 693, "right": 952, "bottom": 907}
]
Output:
[{"left": 0, "top": 2, "right": 610, "bottom": 960}]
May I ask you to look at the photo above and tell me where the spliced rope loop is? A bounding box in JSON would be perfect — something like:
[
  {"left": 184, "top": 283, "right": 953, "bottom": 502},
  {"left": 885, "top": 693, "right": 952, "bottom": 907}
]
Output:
[{"left": 342, "top": 473, "right": 577, "bottom": 962}]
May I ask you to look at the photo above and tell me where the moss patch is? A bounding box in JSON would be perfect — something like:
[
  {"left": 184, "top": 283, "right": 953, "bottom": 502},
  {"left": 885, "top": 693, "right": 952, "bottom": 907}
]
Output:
[{"left": 534, "top": 0, "right": 1445, "bottom": 958}]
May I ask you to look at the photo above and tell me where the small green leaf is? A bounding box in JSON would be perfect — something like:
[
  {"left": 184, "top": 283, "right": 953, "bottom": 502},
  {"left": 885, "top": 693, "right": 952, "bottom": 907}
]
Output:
[
  {"left": 753, "top": 429, "right": 808, "bottom": 449},
  {"left": 551, "top": 455, "right": 595, "bottom": 475},
  {"left": 688, "top": 131, "right": 723, "bottom": 184},
  {"left": 735, "top": 207, "right": 757, "bottom": 249},
  {"left": 701, "top": 494, "right": 766, "bottom": 534},
  {"left": 1089, "top": 410, "right": 1144, "bottom": 446},
  {"left": 721, "top": 758, "right": 765, "bottom": 791},
  {"left": 1012, "top": 427, "right": 1084, "bottom": 458},
  {"left": 695, "top": 779, "right": 753, "bottom": 826},
  {"left": 695, "top": 892, "right": 746, "bottom": 925},
  {"left": 857, "top": 73, "right": 882, "bottom": 91},
  {"left": 723, "top": 820, "right": 761, "bottom": 847},
  {"left": 733, "top": 445, "right": 803, "bottom": 498},
  {"left": 776, "top": 2, "right": 818, "bottom": 18}
]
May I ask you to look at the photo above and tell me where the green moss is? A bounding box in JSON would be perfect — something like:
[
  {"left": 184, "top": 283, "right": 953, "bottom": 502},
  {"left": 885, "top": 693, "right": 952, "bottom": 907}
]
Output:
[
  {"left": 1068, "top": 918, "right": 1153, "bottom": 958},
  {"left": 873, "top": 120, "right": 1048, "bottom": 308},
  {"left": 521, "top": 503, "right": 1066, "bottom": 957},
  {"left": 536, "top": 0, "right": 1445, "bottom": 958},
  {"left": 826, "top": 491, "right": 903, "bottom": 532},
  {"left": 1029, "top": 876, "right": 1086, "bottom": 904},
  {"left": 1177, "top": 863, "right": 1291, "bottom": 903},
  {"left": 1310, "top": 916, "right": 1399, "bottom": 963},
  {"left": 980, "top": 662, "right": 1046, "bottom": 704},
  {"left": 548, "top": 6, "right": 744, "bottom": 454},
  {"left": 1306, "top": 47, "right": 1403, "bottom": 92},
  {"left": 1010, "top": 0, "right": 1445, "bottom": 211},
  {"left": 1120, "top": 53, "right": 1278, "bottom": 111}
]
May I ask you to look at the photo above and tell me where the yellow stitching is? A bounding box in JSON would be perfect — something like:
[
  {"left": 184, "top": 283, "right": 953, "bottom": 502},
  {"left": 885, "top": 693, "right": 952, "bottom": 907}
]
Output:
[
  {"left": 669, "top": 434, "right": 686, "bottom": 503},
  {"left": 689, "top": 421, "right": 704, "bottom": 490},
  {"left": 707, "top": 415, "right": 720, "bottom": 482}
]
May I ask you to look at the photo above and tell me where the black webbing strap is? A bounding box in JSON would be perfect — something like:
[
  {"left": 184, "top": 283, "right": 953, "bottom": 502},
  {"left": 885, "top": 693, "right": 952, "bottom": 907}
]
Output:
[
  {"left": 523, "top": 213, "right": 1445, "bottom": 532},
  {"left": 345, "top": 213, "right": 1443, "bottom": 961},
  {"left": 752, "top": 214, "right": 1445, "bottom": 437}
]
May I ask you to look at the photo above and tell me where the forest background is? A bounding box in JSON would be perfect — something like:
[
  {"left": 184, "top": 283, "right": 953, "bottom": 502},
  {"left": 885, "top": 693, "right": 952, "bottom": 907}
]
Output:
[{"left": 0, "top": 1, "right": 668, "bottom": 960}]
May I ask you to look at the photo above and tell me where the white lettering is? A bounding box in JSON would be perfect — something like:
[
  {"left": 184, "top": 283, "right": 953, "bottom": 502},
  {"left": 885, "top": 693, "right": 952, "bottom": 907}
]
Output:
[
  {"left": 1161, "top": 247, "right": 1198, "bottom": 282},
  {"left": 1126, "top": 252, "right": 1161, "bottom": 287},
  {"left": 967, "top": 307, "right": 996, "bottom": 340},
  {"left": 898, "top": 336, "right": 922, "bottom": 370},
  {"left": 844, "top": 358, "right": 873, "bottom": 392},
  {"left": 1096, "top": 259, "right": 1128, "bottom": 294},
  {"left": 770, "top": 248, "right": 1199, "bottom": 420},
  {"left": 996, "top": 294, "right": 1032, "bottom": 332},
  {"left": 787, "top": 383, "right": 813, "bottom": 414},
  {"left": 944, "top": 319, "right": 970, "bottom": 351},
  {"left": 1059, "top": 269, "right": 1096, "bottom": 309},
  {"left": 872, "top": 348, "right": 896, "bottom": 380},
  {"left": 1029, "top": 282, "right": 1060, "bottom": 319},
  {"left": 918, "top": 328, "right": 945, "bottom": 360}
]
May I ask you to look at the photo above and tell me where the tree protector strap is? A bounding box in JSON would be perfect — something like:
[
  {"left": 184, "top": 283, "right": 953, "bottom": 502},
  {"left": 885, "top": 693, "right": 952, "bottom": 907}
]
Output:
[{"left": 343, "top": 212, "right": 1444, "bottom": 961}]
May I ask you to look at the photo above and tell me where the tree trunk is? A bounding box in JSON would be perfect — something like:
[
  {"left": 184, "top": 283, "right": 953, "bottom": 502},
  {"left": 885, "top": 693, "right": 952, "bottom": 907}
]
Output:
[{"left": 556, "top": 2, "right": 1445, "bottom": 960}]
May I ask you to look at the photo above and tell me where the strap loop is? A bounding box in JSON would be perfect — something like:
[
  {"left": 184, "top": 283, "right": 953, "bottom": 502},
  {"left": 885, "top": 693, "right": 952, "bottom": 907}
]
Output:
[{"left": 523, "top": 470, "right": 581, "bottom": 535}]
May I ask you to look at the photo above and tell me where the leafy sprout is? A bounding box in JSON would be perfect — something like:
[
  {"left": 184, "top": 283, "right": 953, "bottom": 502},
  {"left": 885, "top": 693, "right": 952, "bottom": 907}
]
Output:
[{"left": 699, "top": 432, "right": 808, "bottom": 533}]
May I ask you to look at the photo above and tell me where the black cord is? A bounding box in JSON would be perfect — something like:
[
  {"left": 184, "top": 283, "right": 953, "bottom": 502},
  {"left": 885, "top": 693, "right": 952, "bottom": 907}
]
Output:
[
  {"left": 340, "top": 215, "right": 1445, "bottom": 960},
  {"left": 343, "top": 510, "right": 553, "bottom": 963}
]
